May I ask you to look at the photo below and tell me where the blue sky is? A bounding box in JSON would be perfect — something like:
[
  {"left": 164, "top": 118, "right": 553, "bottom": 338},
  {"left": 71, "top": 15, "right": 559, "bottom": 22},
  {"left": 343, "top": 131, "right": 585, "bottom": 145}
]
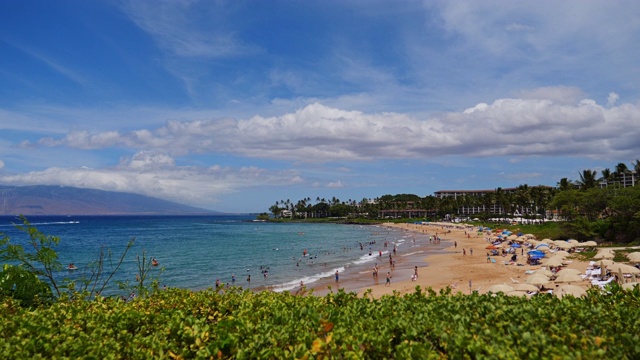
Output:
[{"left": 1, "top": 1, "right": 639, "bottom": 213}]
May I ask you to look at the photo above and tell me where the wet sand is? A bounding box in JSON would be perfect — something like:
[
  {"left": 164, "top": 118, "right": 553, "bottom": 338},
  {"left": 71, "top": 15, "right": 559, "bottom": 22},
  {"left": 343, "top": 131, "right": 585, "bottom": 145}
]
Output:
[{"left": 307, "top": 222, "right": 592, "bottom": 298}]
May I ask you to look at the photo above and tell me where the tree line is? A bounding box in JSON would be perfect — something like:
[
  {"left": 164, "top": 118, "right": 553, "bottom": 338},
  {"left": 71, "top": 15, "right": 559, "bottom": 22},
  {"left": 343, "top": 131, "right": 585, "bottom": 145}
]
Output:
[{"left": 264, "top": 159, "right": 640, "bottom": 243}]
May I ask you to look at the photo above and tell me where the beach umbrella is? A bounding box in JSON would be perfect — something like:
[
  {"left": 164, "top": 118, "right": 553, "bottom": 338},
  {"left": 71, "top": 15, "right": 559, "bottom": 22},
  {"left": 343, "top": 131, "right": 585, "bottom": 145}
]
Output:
[
  {"left": 505, "top": 291, "right": 528, "bottom": 297},
  {"left": 555, "top": 242, "right": 574, "bottom": 250},
  {"left": 526, "top": 274, "right": 550, "bottom": 286},
  {"left": 555, "top": 285, "right": 587, "bottom": 298},
  {"left": 553, "top": 250, "right": 570, "bottom": 258},
  {"left": 535, "top": 243, "right": 550, "bottom": 249},
  {"left": 598, "top": 259, "right": 615, "bottom": 266},
  {"left": 511, "top": 243, "right": 522, "bottom": 248},
  {"left": 554, "top": 272, "right": 583, "bottom": 283},
  {"left": 607, "top": 263, "right": 640, "bottom": 274},
  {"left": 487, "top": 284, "right": 514, "bottom": 293},
  {"left": 535, "top": 269, "right": 554, "bottom": 277},
  {"left": 486, "top": 245, "right": 498, "bottom": 250},
  {"left": 528, "top": 250, "right": 545, "bottom": 258},
  {"left": 593, "top": 252, "right": 614, "bottom": 260},
  {"left": 545, "top": 257, "right": 565, "bottom": 267},
  {"left": 513, "top": 283, "right": 539, "bottom": 292},
  {"left": 582, "top": 241, "right": 598, "bottom": 247},
  {"left": 541, "top": 238, "right": 554, "bottom": 244},
  {"left": 568, "top": 239, "right": 580, "bottom": 244},
  {"left": 622, "top": 282, "right": 640, "bottom": 291},
  {"left": 627, "top": 252, "right": 640, "bottom": 262}
]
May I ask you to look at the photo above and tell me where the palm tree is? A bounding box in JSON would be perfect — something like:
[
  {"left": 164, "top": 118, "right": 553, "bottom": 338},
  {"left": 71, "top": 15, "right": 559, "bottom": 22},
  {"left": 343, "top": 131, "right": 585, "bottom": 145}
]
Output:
[
  {"left": 514, "top": 184, "right": 534, "bottom": 216},
  {"left": 615, "top": 162, "right": 629, "bottom": 186},
  {"left": 576, "top": 169, "right": 598, "bottom": 190},
  {"left": 557, "top": 178, "right": 573, "bottom": 191},
  {"left": 600, "top": 168, "right": 612, "bottom": 187}
]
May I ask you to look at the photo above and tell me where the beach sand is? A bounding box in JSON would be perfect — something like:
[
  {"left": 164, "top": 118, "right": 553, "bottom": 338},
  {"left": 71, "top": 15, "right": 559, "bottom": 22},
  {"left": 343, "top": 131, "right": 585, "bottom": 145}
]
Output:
[{"left": 308, "top": 222, "right": 591, "bottom": 298}]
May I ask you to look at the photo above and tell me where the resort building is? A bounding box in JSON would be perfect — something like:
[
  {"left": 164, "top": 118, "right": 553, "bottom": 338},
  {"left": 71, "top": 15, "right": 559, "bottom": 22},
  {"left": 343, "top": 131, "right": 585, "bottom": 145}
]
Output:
[
  {"left": 434, "top": 186, "right": 554, "bottom": 217},
  {"left": 599, "top": 170, "right": 638, "bottom": 188}
]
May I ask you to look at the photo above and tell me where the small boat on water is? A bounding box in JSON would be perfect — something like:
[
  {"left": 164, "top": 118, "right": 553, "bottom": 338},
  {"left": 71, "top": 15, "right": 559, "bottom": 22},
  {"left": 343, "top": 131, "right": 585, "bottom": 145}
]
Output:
[
  {"left": 67, "top": 264, "right": 78, "bottom": 270},
  {"left": 152, "top": 258, "right": 159, "bottom": 267}
]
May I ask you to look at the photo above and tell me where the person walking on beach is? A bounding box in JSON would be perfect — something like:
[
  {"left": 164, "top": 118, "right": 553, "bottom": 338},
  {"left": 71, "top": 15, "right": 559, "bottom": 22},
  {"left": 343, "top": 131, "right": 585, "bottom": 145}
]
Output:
[
  {"left": 454, "top": 241, "right": 457, "bottom": 248},
  {"left": 386, "top": 272, "right": 392, "bottom": 286},
  {"left": 463, "top": 248, "right": 466, "bottom": 256},
  {"left": 414, "top": 266, "right": 418, "bottom": 279},
  {"left": 470, "top": 248, "right": 473, "bottom": 256}
]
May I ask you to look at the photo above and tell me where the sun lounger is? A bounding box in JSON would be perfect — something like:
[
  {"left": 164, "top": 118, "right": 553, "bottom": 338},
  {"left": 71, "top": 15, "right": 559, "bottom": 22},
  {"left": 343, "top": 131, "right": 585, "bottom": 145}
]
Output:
[{"left": 591, "top": 277, "right": 615, "bottom": 289}]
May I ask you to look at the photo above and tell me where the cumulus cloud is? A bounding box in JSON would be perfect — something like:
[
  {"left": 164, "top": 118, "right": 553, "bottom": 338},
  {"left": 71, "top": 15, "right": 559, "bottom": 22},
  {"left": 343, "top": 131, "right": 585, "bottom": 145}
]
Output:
[{"left": 40, "top": 94, "right": 640, "bottom": 162}]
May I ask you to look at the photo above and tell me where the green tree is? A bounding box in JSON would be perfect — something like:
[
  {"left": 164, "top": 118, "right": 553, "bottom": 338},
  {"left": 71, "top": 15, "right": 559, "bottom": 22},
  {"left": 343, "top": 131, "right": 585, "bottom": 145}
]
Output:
[
  {"left": 557, "top": 178, "right": 573, "bottom": 191},
  {"left": 607, "top": 186, "right": 640, "bottom": 242},
  {"left": 576, "top": 169, "right": 598, "bottom": 190}
]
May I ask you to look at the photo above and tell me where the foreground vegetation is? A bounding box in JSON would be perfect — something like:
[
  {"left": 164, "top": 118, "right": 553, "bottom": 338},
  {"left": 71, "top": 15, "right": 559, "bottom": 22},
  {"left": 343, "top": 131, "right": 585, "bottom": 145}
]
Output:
[
  {"left": 2, "top": 210, "right": 640, "bottom": 357},
  {"left": 2, "top": 286, "right": 639, "bottom": 358}
]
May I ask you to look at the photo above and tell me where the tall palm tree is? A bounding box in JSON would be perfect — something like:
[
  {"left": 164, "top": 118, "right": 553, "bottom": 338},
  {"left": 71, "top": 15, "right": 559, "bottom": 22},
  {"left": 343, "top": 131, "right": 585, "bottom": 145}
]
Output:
[
  {"left": 615, "top": 162, "right": 629, "bottom": 186},
  {"left": 576, "top": 169, "right": 598, "bottom": 190},
  {"left": 600, "top": 168, "right": 612, "bottom": 187},
  {"left": 514, "top": 184, "right": 532, "bottom": 216}
]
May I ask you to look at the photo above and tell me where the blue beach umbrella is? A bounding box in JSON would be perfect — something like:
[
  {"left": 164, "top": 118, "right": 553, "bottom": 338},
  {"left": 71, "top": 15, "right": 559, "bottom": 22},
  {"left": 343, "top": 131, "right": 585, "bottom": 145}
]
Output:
[
  {"left": 528, "top": 250, "right": 545, "bottom": 258},
  {"left": 512, "top": 243, "right": 522, "bottom": 248}
]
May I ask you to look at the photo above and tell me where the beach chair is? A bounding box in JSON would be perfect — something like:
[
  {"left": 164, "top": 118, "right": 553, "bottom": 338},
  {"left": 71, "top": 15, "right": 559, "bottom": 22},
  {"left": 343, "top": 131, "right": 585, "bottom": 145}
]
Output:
[{"left": 510, "top": 277, "right": 520, "bottom": 283}]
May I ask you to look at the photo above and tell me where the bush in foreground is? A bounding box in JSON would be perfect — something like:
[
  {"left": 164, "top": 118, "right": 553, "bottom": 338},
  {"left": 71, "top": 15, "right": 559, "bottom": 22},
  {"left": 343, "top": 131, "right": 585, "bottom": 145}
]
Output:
[{"left": 1, "top": 285, "right": 639, "bottom": 359}]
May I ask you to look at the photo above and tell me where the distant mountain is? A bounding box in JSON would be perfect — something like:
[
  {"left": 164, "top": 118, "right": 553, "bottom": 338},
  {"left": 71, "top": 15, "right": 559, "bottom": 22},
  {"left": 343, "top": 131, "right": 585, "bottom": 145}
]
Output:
[{"left": 0, "top": 185, "right": 220, "bottom": 216}]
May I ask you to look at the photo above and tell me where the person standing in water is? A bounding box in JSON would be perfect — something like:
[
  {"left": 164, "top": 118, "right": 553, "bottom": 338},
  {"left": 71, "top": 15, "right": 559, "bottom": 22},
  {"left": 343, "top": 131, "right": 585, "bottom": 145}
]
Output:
[{"left": 335, "top": 270, "right": 339, "bottom": 282}]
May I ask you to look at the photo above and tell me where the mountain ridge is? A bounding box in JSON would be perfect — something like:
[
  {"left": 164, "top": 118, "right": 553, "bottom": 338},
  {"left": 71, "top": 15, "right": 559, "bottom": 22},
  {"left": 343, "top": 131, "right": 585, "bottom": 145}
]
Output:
[{"left": 0, "top": 185, "right": 220, "bottom": 216}]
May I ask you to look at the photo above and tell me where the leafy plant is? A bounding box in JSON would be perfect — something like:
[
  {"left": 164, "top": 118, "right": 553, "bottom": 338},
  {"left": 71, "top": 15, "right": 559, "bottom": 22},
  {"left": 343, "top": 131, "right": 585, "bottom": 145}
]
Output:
[{"left": 0, "top": 215, "right": 64, "bottom": 298}]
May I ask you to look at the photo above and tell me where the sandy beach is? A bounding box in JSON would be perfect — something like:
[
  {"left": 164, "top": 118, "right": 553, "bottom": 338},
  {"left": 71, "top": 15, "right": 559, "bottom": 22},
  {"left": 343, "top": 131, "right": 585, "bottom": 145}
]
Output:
[{"left": 308, "top": 222, "right": 592, "bottom": 298}]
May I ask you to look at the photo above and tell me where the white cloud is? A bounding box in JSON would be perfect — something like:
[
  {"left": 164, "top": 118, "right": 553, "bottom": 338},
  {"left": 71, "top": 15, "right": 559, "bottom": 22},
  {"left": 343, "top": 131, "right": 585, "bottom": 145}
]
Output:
[
  {"left": 0, "top": 151, "right": 303, "bottom": 208},
  {"left": 119, "top": 0, "right": 257, "bottom": 59},
  {"left": 0, "top": 159, "right": 4, "bottom": 170},
  {"left": 326, "top": 181, "right": 345, "bottom": 188},
  {"left": 39, "top": 94, "right": 640, "bottom": 162}
]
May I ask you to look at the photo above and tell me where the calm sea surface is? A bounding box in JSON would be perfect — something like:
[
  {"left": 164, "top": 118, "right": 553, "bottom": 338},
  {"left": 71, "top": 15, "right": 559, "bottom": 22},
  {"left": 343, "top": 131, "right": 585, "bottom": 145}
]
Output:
[{"left": 0, "top": 215, "right": 421, "bottom": 295}]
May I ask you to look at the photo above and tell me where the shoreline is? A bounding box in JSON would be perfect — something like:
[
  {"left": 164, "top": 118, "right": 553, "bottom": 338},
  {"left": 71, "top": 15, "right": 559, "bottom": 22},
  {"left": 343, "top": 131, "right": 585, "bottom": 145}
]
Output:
[{"left": 307, "top": 222, "right": 592, "bottom": 298}]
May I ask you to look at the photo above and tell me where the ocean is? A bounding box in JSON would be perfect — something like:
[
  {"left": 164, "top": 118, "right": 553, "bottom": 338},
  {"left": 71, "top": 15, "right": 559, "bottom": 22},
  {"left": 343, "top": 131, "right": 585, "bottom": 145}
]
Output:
[{"left": 0, "top": 215, "right": 430, "bottom": 296}]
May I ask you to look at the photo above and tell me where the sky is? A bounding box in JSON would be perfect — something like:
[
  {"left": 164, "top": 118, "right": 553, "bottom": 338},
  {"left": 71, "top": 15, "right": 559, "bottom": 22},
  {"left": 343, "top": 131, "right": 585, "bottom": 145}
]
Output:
[{"left": 1, "top": 0, "right": 640, "bottom": 213}]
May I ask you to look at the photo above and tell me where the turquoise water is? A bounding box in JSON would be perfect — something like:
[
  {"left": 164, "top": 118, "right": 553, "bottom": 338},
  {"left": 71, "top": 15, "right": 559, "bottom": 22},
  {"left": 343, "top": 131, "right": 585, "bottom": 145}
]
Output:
[{"left": 0, "top": 215, "right": 420, "bottom": 295}]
